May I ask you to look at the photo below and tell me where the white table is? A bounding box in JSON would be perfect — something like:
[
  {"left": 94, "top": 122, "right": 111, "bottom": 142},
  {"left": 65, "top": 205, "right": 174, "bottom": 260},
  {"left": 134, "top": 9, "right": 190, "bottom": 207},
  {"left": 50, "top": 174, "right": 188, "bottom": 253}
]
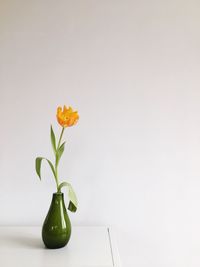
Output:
[{"left": 0, "top": 226, "right": 121, "bottom": 267}]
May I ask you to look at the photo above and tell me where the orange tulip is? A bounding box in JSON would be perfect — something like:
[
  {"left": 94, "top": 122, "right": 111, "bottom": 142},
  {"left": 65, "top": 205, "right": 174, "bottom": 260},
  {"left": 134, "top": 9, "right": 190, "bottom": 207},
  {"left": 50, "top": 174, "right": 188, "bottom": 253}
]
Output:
[{"left": 57, "top": 105, "right": 79, "bottom": 127}]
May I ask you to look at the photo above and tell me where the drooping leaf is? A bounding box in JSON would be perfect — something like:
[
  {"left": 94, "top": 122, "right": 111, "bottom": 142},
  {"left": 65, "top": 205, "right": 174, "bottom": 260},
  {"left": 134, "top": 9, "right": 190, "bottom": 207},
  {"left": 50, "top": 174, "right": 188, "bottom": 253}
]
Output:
[
  {"left": 46, "top": 159, "right": 57, "bottom": 178},
  {"left": 58, "top": 181, "right": 78, "bottom": 212},
  {"left": 56, "top": 142, "right": 65, "bottom": 167},
  {"left": 50, "top": 125, "right": 56, "bottom": 155},
  {"left": 35, "top": 157, "right": 43, "bottom": 179},
  {"left": 68, "top": 201, "right": 77, "bottom": 212},
  {"left": 35, "top": 157, "right": 56, "bottom": 179}
]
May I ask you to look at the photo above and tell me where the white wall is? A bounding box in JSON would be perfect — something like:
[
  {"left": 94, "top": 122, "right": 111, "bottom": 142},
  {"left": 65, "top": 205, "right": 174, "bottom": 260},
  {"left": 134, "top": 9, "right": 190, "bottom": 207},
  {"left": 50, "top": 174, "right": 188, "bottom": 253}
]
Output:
[{"left": 1, "top": 0, "right": 200, "bottom": 266}]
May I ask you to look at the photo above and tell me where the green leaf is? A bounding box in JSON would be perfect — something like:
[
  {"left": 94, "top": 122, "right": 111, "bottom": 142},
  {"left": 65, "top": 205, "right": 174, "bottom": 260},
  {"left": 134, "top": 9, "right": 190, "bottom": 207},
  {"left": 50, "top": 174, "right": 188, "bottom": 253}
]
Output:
[
  {"left": 46, "top": 159, "right": 56, "bottom": 178},
  {"left": 56, "top": 142, "right": 65, "bottom": 167},
  {"left": 35, "top": 157, "right": 56, "bottom": 179},
  {"left": 58, "top": 182, "right": 78, "bottom": 212},
  {"left": 68, "top": 201, "right": 77, "bottom": 212},
  {"left": 50, "top": 125, "right": 56, "bottom": 155},
  {"left": 35, "top": 157, "right": 43, "bottom": 179}
]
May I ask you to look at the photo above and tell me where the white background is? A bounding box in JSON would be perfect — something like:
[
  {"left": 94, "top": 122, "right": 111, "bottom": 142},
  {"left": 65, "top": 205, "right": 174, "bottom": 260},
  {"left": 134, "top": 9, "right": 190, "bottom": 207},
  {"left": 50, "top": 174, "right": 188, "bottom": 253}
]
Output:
[{"left": 1, "top": 1, "right": 200, "bottom": 266}]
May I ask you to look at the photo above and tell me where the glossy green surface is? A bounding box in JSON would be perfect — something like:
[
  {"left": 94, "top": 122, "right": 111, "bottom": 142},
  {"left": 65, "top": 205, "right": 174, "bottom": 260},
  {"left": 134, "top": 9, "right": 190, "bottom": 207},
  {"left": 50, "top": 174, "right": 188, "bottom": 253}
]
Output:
[{"left": 42, "top": 193, "right": 71, "bottom": 249}]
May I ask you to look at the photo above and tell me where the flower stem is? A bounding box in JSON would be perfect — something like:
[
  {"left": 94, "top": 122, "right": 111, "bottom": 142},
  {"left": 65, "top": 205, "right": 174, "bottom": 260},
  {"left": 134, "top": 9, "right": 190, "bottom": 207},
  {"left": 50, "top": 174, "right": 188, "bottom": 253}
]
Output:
[
  {"left": 57, "top": 127, "right": 65, "bottom": 149},
  {"left": 55, "top": 127, "right": 65, "bottom": 192}
]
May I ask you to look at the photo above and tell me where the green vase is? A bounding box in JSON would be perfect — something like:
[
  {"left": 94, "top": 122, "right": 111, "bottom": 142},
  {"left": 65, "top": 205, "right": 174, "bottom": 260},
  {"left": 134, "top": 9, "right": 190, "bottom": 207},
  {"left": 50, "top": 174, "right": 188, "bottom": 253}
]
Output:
[{"left": 42, "top": 193, "right": 71, "bottom": 249}]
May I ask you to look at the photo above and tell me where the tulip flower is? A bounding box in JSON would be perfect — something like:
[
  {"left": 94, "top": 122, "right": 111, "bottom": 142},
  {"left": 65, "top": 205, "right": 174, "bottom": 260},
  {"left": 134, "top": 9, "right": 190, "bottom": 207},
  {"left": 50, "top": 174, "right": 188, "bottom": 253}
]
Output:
[{"left": 57, "top": 105, "right": 79, "bottom": 128}]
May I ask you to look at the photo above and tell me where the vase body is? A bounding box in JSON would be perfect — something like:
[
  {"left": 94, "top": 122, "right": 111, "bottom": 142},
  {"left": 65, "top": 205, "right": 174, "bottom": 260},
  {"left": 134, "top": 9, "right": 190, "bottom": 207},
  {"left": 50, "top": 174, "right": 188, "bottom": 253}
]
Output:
[{"left": 42, "top": 193, "right": 71, "bottom": 249}]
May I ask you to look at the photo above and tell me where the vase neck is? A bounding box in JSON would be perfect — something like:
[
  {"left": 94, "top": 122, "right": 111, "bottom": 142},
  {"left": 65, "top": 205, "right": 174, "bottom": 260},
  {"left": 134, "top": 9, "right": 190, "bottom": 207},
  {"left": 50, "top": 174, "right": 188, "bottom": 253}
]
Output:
[{"left": 52, "top": 193, "right": 64, "bottom": 202}]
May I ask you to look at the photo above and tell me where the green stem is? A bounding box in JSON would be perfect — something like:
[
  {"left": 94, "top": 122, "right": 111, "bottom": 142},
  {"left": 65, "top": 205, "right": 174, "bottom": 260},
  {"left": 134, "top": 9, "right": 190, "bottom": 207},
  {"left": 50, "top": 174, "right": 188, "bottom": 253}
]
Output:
[
  {"left": 55, "top": 127, "right": 65, "bottom": 192},
  {"left": 55, "top": 176, "right": 59, "bottom": 192},
  {"left": 57, "top": 127, "right": 65, "bottom": 150}
]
